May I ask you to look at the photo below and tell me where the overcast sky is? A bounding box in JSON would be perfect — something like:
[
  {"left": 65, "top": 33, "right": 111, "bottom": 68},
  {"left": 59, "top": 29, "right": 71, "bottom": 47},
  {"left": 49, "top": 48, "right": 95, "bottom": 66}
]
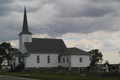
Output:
[{"left": 0, "top": 0, "right": 120, "bottom": 64}]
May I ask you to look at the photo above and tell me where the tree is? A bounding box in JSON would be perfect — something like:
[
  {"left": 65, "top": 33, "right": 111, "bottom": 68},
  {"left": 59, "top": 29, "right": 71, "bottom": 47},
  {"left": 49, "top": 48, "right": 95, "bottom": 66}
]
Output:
[
  {"left": 0, "top": 42, "right": 18, "bottom": 65},
  {"left": 88, "top": 49, "right": 103, "bottom": 67}
]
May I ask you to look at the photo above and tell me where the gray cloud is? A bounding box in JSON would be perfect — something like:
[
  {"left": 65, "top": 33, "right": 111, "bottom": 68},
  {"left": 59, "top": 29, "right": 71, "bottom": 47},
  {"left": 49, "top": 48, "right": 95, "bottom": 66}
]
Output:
[
  {"left": 0, "top": 0, "right": 14, "bottom": 4},
  {"left": 0, "top": 0, "right": 18, "bottom": 16},
  {"left": 89, "top": 0, "right": 120, "bottom": 3},
  {"left": 54, "top": 0, "right": 117, "bottom": 17},
  {"left": 0, "top": 0, "right": 120, "bottom": 41},
  {"left": 0, "top": 0, "right": 119, "bottom": 64}
]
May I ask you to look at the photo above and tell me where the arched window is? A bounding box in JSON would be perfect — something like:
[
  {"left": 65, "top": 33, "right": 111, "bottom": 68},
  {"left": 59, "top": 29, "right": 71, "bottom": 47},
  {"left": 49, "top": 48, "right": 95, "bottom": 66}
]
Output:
[
  {"left": 48, "top": 56, "right": 50, "bottom": 63},
  {"left": 13, "top": 62, "right": 15, "bottom": 67},
  {"left": 37, "top": 55, "right": 39, "bottom": 63},
  {"left": 58, "top": 56, "right": 60, "bottom": 63},
  {"left": 19, "top": 57, "right": 21, "bottom": 63},
  {"left": 80, "top": 57, "right": 82, "bottom": 63},
  {"left": 67, "top": 58, "right": 69, "bottom": 63}
]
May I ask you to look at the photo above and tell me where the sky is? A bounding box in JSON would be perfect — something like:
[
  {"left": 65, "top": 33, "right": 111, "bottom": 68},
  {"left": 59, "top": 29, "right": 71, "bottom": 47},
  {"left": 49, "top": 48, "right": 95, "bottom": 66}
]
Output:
[{"left": 0, "top": 0, "right": 120, "bottom": 64}]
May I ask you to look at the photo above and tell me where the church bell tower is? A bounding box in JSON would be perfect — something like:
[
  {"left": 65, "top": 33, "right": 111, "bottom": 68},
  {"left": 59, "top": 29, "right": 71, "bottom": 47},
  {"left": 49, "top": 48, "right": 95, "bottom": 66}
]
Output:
[{"left": 19, "top": 7, "right": 32, "bottom": 53}]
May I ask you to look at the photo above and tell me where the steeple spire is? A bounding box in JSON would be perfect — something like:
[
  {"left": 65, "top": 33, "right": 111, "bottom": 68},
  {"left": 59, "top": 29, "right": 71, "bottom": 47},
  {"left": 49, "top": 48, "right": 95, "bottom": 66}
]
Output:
[
  {"left": 23, "top": 6, "right": 28, "bottom": 31},
  {"left": 19, "top": 7, "right": 32, "bottom": 35}
]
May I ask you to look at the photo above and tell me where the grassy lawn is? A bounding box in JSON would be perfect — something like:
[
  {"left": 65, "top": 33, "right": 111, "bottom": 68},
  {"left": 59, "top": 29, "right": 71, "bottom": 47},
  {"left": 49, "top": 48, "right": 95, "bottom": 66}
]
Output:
[{"left": 0, "top": 71, "right": 120, "bottom": 80}]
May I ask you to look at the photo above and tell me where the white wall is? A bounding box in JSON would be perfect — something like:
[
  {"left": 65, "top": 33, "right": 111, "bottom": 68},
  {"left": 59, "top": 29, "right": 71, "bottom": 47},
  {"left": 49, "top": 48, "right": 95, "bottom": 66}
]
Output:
[
  {"left": 60, "top": 55, "right": 71, "bottom": 67},
  {"left": 24, "top": 54, "right": 90, "bottom": 68},
  {"left": 24, "top": 53, "right": 60, "bottom": 67},
  {"left": 71, "top": 55, "right": 90, "bottom": 67},
  {"left": 15, "top": 57, "right": 19, "bottom": 66},
  {"left": 19, "top": 34, "right": 32, "bottom": 53}
]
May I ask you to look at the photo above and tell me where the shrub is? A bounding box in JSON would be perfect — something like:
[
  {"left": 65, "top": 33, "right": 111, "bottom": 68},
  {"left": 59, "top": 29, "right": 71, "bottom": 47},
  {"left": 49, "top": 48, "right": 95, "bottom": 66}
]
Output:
[
  {"left": 87, "top": 66, "right": 91, "bottom": 72},
  {"left": 15, "top": 62, "right": 24, "bottom": 72},
  {"left": 8, "top": 69, "right": 17, "bottom": 72}
]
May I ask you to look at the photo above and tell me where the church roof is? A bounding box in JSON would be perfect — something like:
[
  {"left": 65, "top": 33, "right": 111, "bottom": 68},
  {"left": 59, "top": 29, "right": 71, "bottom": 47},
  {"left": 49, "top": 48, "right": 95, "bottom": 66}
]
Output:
[
  {"left": 13, "top": 52, "right": 30, "bottom": 57},
  {"left": 25, "top": 38, "right": 67, "bottom": 53},
  {"left": 19, "top": 7, "right": 32, "bottom": 35},
  {"left": 60, "top": 47, "right": 90, "bottom": 55}
]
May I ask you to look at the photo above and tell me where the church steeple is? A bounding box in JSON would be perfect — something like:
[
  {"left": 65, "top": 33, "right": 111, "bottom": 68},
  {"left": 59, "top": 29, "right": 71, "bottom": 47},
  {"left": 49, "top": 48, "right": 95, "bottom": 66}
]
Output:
[{"left": 19, "top": 7, "right": 32, "bottom": 35}]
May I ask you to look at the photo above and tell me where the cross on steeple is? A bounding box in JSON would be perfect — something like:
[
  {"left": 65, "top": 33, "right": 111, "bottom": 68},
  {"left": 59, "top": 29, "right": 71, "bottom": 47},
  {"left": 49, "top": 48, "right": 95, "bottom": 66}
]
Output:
[{"left": 19, "top": 7, "right": 32, "bottom": 35}]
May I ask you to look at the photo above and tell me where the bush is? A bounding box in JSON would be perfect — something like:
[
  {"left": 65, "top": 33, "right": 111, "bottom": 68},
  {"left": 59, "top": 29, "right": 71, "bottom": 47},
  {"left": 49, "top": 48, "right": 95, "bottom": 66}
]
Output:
[
  {"left": 87, "top": 66, "right": 91, "bottom": 72},
  {"left": 8, "top": 69, "right": 17, "bottom": 72},
  {"left": 0, "top": 65, "right": 2, "bottom": 70},
  {"left": 15, "top": 62, "right": 25, "bottom": 72}
]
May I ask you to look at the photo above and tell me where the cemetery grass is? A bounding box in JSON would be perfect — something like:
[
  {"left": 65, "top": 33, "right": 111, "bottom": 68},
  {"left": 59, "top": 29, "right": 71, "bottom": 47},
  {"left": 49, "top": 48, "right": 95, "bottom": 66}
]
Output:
[{"left": 0, "top": 72, "right": 120, "bottom": 80}]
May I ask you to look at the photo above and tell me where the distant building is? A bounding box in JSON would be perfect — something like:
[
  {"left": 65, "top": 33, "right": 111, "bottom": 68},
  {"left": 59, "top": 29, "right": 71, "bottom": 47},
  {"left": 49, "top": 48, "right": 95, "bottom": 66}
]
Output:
[{"left": 12, "top": 7, "right": 90, "bottom": 71}]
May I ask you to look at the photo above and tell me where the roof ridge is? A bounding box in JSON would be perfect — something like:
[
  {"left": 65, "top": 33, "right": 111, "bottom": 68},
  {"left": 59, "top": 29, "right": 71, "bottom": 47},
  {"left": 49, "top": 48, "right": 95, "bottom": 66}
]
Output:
[
  {"left": 67, "top": 47, "right": 77, "bottom": 49},
  {"left": 32, "top": 38, "right": 63, "bottom": 40}
]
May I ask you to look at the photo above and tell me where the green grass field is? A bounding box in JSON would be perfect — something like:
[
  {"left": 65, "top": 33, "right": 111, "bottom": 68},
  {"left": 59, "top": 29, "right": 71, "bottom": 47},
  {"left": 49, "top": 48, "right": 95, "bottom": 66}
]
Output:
[{"left": 0, "top": 71, "right": 120, "bottom": 80}]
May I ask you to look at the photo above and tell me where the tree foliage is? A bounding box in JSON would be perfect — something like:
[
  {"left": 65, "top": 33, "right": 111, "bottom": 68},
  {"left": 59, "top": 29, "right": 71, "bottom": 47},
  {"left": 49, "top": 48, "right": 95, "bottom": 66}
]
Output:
[
  {"left": 88, "top": 49, "right": 103, "bottom": 67},
  {"left": 0, "top": 42, "right": 18, "bottom": 65}
]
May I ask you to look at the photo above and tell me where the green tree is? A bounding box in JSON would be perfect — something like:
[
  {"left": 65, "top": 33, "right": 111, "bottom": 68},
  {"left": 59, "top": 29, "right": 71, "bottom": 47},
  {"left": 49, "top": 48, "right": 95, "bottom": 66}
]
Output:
[
  {"left": 88, "top": 49, "right": 103, "bottom": 67},
  {"left": 0, "top": 42, "right": 18, "bottom": 65}
]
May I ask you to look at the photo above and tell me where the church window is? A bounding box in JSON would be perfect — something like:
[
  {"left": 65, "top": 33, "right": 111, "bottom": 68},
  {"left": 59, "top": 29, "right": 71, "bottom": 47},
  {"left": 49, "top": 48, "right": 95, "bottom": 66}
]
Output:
[
  {"left": 80, "top": 57, "right": 82, "bottom": 62},
  {"left": 48, "top": 56, "right": 50, "bottom": 63},
  {"left": 67, "top": 58, "right": 69, "bottom": 63},
  {"left": 37, "top": 56, "right": 39, "bottom": 63},
  {"left": 13, "top": 62, "right": 15, "bottom": 67},
  {"left": 63, "top": 58, "right": 65, "bottom": 63},
  {"left": 58, "top": 56, "right": 60, "bottom": 63},
  {"left": 19, "top": 57, "right": 21, "bottom": 63}
]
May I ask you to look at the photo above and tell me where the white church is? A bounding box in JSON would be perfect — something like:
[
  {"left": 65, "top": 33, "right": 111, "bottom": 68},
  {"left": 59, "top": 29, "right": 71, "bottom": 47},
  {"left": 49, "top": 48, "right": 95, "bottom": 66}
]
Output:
[{"left": 12, "top": 7, "right": 90, "bottom": 71}]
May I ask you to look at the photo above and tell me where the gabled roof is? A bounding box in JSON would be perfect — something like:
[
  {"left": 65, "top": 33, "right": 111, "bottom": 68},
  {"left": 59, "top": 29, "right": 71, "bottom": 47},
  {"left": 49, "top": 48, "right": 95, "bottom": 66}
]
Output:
[
  {"left": 13, "top": 52, "right": 30, "bottom": 57},
  {"left": 19, "top": 7, "right": 32, "bottom": 35},
  {"left": 60, "top": 47, "right": 90, "bottom": 55},
  {"left": 25, "top": 38, "right": 67, "bottom": 53}
]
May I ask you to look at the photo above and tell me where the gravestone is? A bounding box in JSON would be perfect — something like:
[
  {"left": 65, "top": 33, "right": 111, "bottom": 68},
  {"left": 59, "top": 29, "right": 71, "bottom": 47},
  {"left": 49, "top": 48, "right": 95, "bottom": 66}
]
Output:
[
  {"left": 99, "top": 64, "right": 104, "bottom": 73},
  {"left": 79, "top": 67, "right": 86, "bottom": 77},
  {"left": 65, "top": 71, "right": 68, "bottom": 74},
  {"left": 94, "top": 65, "right": 101, "bottom": 74},
  {"left": 102, "top": 65, "right": 106, "bottom": 72},
  {"left": 55, "top": 72, "right": 59, "bottom": 74},
  {"left": 60, "top": 69, "right": 63, "bottom": 73},
  {"left": 105, "top": 64, "right": 109, "bottom": 72},
  {"left": 55, "top": 72, "right": 57, "bottom": 74},
  {"left": 67, "top": 74, "right": 69, "bottom": 76}
]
